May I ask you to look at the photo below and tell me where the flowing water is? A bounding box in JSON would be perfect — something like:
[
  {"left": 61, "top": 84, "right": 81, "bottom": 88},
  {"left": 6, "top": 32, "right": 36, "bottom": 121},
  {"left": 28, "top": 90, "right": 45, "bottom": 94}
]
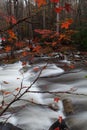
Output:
[
  {"left": 0, "top": 61, "right": 87, "bottom": 130},
  {"left": 37, "top": 67, "right": 87, "bottom": 130}
]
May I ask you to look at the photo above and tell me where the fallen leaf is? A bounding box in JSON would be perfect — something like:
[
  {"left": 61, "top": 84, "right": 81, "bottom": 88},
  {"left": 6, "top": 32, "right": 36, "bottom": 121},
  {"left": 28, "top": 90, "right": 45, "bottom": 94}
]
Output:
[
  {"left": 3, "top": 81, "right": 9, "bottom": 84},
  {"left": 3, "top": 91, "right": 11, "bottom": 95},
  {"left": 15, "top": 88, "right": 20, "bottom": 91},
  {"left": 54, "top": 97, "right": 60, "bottom": 102}
]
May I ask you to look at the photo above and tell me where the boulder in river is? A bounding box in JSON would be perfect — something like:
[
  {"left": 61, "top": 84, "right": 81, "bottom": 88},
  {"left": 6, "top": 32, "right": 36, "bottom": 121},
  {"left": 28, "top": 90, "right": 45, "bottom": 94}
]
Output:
[
  {"left": 0, "top": 122, "right": 23, "bottom": 130},
  {"left": 63, "top": 99, "right": 74, "bottom": 116}
]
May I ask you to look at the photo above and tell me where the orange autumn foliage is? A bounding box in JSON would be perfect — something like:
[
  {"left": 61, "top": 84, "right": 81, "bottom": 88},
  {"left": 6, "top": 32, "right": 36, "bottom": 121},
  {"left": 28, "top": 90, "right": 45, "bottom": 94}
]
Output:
[
  {"left": 61, "top": 19, "right": 73, "bottom": 29},
  {"left": 3, "top": 91, "right": 11, "bottom": 95},
  {"left": 64, "top": 3, "right": 72, "bottom": 12},
  {"left": 54, "top": 128, "right": 60, "bottom": 130},
  {"left": 7, "top": 30, "right": 17, "bottom": 39},
  {"left": 22, "top": 61, "right": 27, "bottom": 66},
  {"left": 33, "top": 45, "right": 41, "bottom": 53},
  {"left": 15, "top": 88, "right": 20, "bottom": 91},
  {"left": 59, "top": 34, "right": 66, "bottom": 41},
  {"left": 55, "top": 7, "right": 63, "bottom": 13},
  {"left": 5, "top": 15, "right": 17, "bottom": 24},
  {"left": 68, "top": 64, "right": 75, "bottom": 69},
  {"left": 33, "top": 67, "right": 39, "bottom": 72},
  {"left": 3, "top": 81, "right": 9, "bottom": 84},
  {"left": 51, "top": 0, "right": 60, "bottom": 3},
  {"left": 52, "top": 42, "right": 57, "bottom": 46},
  {"left": 54, "top": 97, "right": 60, "bottom": 102},
  {"left": 22, "top": 51, "right": 28, "bottom": 57},
  {"left": 15, "top": 41, "right": 25, "bottom": 48},
  {"left": 5, "top": 46, "right": 11, "bottom": 52},
  {"left": 35, "top": 0, "right": 46, "bottom": 7}
]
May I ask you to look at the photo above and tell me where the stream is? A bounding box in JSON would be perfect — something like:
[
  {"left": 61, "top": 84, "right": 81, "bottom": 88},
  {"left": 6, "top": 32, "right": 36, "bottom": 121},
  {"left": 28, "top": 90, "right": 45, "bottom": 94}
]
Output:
[
  {"left": 0, "top": 59, "right": 87, "bottom": 130},
  {"left": 37, "top": 66, "right": 87, "bottom": 130}
]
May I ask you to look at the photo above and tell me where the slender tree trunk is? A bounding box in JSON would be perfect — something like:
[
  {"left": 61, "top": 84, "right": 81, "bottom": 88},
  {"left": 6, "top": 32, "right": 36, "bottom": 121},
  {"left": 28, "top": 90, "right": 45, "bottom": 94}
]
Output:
[
  {"left": 43, "top": 6, "right": 46, "bottom": 29},
  {"left": 56, "top": 2, "right": 60, "bottom": 33}
]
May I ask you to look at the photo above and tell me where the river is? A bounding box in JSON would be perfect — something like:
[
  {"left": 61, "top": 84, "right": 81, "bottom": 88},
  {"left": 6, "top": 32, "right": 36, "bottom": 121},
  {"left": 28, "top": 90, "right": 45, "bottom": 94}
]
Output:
[{"left": 0, "top": 59, "right": 87, "bottom": 130}]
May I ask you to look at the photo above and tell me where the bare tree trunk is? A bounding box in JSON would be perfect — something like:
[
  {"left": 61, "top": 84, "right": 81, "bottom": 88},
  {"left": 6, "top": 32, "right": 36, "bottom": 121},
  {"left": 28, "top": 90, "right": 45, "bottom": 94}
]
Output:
[
  {"left": 56, "top": 2, "right": 60, "bottom": 33},
  {"left": 42, "top": 6, "right": 46, "bottom": 29},
  {"left": 25, "top": 0, "right": 33, "bottom": 40}
]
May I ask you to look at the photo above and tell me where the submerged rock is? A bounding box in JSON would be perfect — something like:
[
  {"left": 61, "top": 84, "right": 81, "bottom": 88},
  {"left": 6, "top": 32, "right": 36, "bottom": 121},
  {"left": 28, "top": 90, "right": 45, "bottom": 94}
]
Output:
[{"left": 48, "top": 117, "right": 69, "bottom": 130}]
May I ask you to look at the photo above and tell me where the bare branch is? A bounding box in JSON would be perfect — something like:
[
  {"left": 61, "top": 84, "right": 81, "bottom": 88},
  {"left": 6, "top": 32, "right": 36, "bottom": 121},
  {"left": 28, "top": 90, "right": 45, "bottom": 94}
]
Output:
[
  {"left": 0, "top": 63, "right": 48, "bottom": 116},
  {"left": 27, "top": 90, "right": 87, "bottom": 97},
  {"left": 0, "top": 16, "right": 33, "bottom": 32}
]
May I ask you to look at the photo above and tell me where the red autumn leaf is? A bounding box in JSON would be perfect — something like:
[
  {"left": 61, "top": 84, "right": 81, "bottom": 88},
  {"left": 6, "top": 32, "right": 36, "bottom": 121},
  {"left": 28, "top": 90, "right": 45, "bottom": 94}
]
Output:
[
  {"left": 3, "top": 81, "right": 9, "bottom": 84},
  {"left": 33, "top": 37, "right": 39, "bottom": 43},
  {"left": 54, "top": 127, "right": 60, "bottom": 130},
  {"left": 22, "top": 61, "right": 27, "bottom": 66},
  {"left": 54, "top": 97, "right": 60, "bottom": 102},
  {"left": 52, "top": 42, "right": 57, "bottom": 46},
  {"left": 34, "top": 29, "right": 51, "bottom": 35},
  {"left": 33, "top": 67, "right": 39, "bottom": 72},
  {"left": 33, "top": 45, "right": 41, "bottom": 53},
  {"left": 2, "top": 37, "right": 6, "bottom": 41},
  {"left": 7, "top": 30, "right": 16, "bottom": 39},
  {"left": 5, "top": 46, "right": 11, "bottom": 52},
  {"left": 15, "top": 88, "right": 20, "bottom": 91},
  {"left": 61, "top": 19, "right": 73, "bottom": 29},
  {"left": 64, "top": 3, "right": 71, "bottom": 12},
  {"left": 55, "top": 7, "right": 63, "bottom": 13},
  {"left": 35, "top": 0, "right": 46, "bottom": 7},
  {"left": 59, "top": 34, "right": 66, "bottom": 40},
  {"left": 69, "top": 64, "right": 75, "bottom": 69},
  {"left": 11, "top": 16, "right": 17, "bottom": 24},
  {"left": 5, "top": 15, "right": 17, "bottom": 24},
  {"left": 3, "top": 91, "right": 11, "bottom": 95},
  {"left": 51, "top": 0, "right": 60, "bottom": 3},
  {"left": 61, "top": 22, "right": 69, "bottom": 29},
  {"left": 16, "top": 42, "right": 24, "bottom": 47},
  {"left": 22, "top": 51, "right": 28, "bottom": 56}
]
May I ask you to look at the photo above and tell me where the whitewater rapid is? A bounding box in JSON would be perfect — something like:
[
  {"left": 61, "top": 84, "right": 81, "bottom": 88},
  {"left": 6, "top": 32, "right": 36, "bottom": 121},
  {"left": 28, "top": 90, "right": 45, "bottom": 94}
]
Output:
[{"left": 0, "top": 61, "right": 65, "bottom": 130}]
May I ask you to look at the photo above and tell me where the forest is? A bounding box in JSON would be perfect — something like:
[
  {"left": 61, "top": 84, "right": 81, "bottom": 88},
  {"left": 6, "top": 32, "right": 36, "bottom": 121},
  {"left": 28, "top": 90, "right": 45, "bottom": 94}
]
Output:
[{"left": 0, "top": 0, "right": 87, "bottom": 130}]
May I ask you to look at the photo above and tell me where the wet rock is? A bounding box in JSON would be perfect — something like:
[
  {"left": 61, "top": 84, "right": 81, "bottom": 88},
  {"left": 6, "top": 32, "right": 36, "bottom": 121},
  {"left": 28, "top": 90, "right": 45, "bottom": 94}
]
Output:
[
  {"left": 0, "top": 122, "right": 23, "bottom": 130},
  {"left": 48, "top": 103, "right": 59, "bottom": 111},
  {"left": 48, "top": 119, "right": 69, "bottom": 130},
  {"left": 63, "top": 99, "right": 74, "bottom": 116}
]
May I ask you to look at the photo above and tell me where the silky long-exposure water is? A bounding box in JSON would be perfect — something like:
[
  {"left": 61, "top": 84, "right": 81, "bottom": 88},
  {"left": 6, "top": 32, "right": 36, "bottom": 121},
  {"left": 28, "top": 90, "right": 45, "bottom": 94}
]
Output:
[{"left": 0, "top": 61, "right": 87, "bottom": 130}]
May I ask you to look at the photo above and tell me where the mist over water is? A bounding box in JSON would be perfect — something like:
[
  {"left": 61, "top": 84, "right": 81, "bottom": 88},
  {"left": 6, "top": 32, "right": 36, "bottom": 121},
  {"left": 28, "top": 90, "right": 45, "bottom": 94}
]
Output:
[{"left": 0, "top": 61, "right": 87, "bottom": 130}]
